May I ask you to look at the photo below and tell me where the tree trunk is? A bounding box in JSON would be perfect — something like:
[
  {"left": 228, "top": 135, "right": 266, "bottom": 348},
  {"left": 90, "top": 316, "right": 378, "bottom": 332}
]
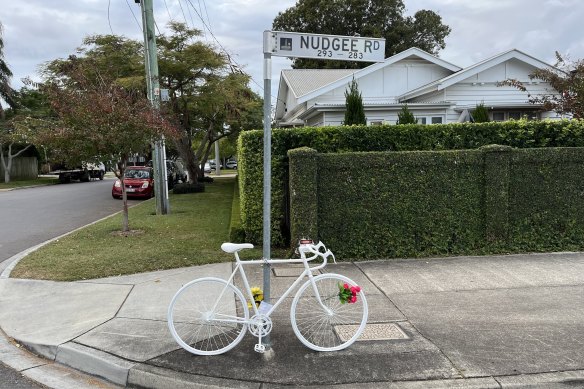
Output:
[
  {"left": 199, "top": 141, "right": 214, "bottom": 180},
  {"left": 117, "top": 159, "right": 130, "bottom": 233},
  {"left": 174, "top": 133, "right": 201, "bottom": 184},
  {"left": 4, "top": 157, "right": 11, "bottom": 183}
]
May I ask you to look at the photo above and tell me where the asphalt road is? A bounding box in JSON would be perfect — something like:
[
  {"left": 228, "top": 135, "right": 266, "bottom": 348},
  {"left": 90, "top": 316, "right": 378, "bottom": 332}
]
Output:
[
  {"left": 0, "top": 178, "right": 141, "bottom": 263},
  {"left": 0, "top": 178, "right": 142, "bottom": 388}
]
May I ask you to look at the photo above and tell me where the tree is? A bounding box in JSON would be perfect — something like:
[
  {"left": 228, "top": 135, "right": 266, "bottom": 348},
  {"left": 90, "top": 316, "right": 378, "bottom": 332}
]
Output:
[
  {"left": 0, "top": 21, "right": 16, "bottom": 118},
  {"left": 500, "top": 52, "right": 584, "bottom": 119},
  {"left": 396, "top": 104, "right": 416, "bottom": 124},
  {"left": 38, "top": 61, "right": 177, "bottom": 232},
  {"left": 472, "top": 103, "right": 490, "bottom": 123},
  {"left": 343, "top": 78, "right": 366, "bottom": 125},
  {"left": 0, "top": 87, "right": 50, "bottom": 183},
  {"left": 273, "top": 0, "right": 451, "bottom": 69},
  {"left": 0, "top": 122, "right": 35, "bottom": 183},
  {"left": 41, "top": 25, "right": 261, "bottom": 186},
  {"left": 156, "top": 23, "right": 262, "bottom": 183}
]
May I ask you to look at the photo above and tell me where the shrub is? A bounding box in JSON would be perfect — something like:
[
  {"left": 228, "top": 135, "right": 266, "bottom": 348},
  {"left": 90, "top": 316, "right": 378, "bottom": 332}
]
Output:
[
  {"left": 472, "top": 103, "right": 490, "bottom": 123},
  {"left": 396, "top": 104, "right": 417, "bottom": 124},
  {"left": 343, "top": 78, "right": 366, "bottom": 125}
]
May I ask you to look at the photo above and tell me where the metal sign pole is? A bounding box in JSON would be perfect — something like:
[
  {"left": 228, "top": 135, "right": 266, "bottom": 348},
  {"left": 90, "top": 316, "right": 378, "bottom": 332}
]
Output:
[{"left": 262, "top": 32, "right": 273, "bottom": 349}]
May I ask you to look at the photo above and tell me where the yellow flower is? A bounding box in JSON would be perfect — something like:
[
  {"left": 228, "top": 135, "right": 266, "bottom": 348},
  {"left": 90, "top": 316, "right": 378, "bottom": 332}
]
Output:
[{"left": 250, "top": 286, "right": 264, "bottom": 307}]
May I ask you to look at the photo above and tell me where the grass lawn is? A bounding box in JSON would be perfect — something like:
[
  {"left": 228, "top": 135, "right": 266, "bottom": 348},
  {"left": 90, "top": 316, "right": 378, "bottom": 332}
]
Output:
[
  {"left": 11, "top": 176, "right": 286, "bottom": 281},
  {"left": 0, "top": 176, "right": 58, "bottom": 190}
]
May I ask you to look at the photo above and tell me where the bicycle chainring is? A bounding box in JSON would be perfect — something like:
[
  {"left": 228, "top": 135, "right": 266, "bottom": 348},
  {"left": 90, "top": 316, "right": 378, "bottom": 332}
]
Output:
[{"left": 248, "top": 314, "right": 273, "bottom": 338}]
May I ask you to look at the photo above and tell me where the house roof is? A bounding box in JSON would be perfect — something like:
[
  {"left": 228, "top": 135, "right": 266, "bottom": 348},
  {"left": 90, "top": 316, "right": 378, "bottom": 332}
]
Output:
[
  {"left": 281, "top": 47, "right": 461, "bottom": 104},
  {"left": 282, "top": 69, "right": 355, "bottom": 99},
  {"left": 398, "top": 49, "right": 557, "bottom": 101}
]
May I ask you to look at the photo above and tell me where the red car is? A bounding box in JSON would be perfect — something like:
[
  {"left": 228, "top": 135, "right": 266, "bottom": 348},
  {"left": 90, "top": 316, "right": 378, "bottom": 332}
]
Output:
[{"left": 112, "top": 166, "right": 154, "bottom": 199}]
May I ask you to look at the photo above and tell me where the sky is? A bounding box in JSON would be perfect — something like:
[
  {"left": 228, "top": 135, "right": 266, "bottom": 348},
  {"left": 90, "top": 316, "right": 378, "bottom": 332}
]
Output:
[{"left": 1, "top": 0, "right": 584, "bottom": 106}]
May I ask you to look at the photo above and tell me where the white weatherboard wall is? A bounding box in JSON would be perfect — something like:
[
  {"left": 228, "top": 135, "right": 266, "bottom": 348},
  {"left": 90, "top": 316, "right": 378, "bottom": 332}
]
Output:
[{"left": 311, "top": 60, "right": 454, "bottom": 106}]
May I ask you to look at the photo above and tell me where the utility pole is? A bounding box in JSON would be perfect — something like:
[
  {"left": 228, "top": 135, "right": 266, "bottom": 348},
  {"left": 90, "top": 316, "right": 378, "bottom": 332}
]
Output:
[{"left": 139, "top": 0, "right": 170, "bottom": 215}]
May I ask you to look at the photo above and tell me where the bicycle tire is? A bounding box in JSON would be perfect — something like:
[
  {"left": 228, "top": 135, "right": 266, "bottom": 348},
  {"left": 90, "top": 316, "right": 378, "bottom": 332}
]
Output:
[
  {"left": 167, "top": 277, "right": 249, "bottom": 355},
  {"left": 291, "top": 273, "right": 368, "bottom": 351}
]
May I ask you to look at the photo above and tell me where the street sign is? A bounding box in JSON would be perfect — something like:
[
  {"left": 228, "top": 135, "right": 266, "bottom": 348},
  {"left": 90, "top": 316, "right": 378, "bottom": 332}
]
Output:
[{"left": 264, "top": 31, "right": 385, "bottom": 63}]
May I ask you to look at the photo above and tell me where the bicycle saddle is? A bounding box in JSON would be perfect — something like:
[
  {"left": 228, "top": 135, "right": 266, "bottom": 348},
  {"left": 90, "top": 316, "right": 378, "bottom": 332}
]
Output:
[{"left": 221, "top": 242, "right": 254, "bottom": 253}]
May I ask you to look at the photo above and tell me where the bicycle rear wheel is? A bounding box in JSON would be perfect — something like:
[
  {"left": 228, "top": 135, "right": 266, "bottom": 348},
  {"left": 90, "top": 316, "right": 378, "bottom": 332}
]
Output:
[
  {"left": 291, "top": 273, "right": 368, "bottom": 351},
  {"left": 167, "top": 277, "right": 249, "bottom": 355}
]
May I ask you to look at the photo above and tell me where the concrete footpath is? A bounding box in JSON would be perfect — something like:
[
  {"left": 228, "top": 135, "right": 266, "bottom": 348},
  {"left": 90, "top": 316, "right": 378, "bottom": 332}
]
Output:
[{"left": 1, "top": 250, "right": 584, "bottom": 389}]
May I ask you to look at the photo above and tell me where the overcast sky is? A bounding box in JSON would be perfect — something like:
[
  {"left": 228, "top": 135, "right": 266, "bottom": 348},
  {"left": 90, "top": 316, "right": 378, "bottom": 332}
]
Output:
[{"left": 2, "top": 0, "right": 583, "bottom": 105}]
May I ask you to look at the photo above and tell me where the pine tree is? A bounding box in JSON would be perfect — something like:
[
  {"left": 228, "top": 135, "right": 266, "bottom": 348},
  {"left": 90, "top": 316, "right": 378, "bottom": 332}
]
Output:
[
  {"left": 343, "top": 78, "right": 366, "bottom": 125},
  {"left": 472, "top": 103, "right": 490, "bottom": 122},
  {"left": 396, "top": 104, "right": 417, "bottom": 124}
]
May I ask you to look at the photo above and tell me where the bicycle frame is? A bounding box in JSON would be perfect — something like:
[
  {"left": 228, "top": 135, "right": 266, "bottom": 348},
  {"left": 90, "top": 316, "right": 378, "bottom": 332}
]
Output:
[{"left": 212, "top": 243, "right": 333, "bottom": 321}]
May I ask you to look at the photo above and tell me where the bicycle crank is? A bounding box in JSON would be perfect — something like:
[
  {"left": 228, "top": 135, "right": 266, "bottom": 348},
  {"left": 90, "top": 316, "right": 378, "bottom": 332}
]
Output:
[{"left": 249, "top": 314, "right": 272, "bottom": 353}]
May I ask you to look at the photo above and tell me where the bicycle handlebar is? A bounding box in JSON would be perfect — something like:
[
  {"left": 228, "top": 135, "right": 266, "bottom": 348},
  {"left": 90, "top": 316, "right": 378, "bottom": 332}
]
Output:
[{"left": 298, "top": 241, "right": 336, "bottom": 264}]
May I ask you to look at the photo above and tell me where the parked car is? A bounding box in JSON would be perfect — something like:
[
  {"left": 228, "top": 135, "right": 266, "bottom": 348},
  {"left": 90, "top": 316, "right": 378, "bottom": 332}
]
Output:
[
  {"left": 225, "top": 160, "right": 237, "bottom": 169},
  {"left": 174, "top": 160, "right": 188, "bottom": 182},
  {"left": 112, "top": 166, "right": 154, "bottom": 199},
  {"left": 146, "top": 160, "right": 180, "bottom": 188},
  {"left": 203, "top": 162, "right": 212, "bottom": 173},
  {"left": 209, "top": 159, "right": 222, "bottom": 169}
]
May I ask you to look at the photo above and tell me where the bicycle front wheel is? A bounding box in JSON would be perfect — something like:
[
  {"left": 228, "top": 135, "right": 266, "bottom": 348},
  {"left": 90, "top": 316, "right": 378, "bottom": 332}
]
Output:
[
  {"left": 291, "top": 273, "right": 368, "bottom": 352},
  {"left": 167, "top": 277, "right": 249, "bottom": 355}
]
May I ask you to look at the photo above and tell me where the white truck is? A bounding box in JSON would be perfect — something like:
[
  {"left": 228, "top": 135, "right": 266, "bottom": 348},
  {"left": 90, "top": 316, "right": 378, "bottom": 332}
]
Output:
[{"left": 51, "top": 162, "right": 106, "bottom": 183}]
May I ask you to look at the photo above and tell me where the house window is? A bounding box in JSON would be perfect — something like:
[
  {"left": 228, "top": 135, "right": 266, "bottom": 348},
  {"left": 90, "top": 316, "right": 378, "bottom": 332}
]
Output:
[
  {"left": 509, "top": 112, "right": 522, "bottom": 120},
  {"left": 369, "top": 120, "right": 383, "bottom": 126},
  {"left": 491, "top": 111, "right": 539, "bottom": 122},
  {"left": 415, "top": 116, "right": 443, "bottom": 125},
  {"left": 492, "top": 112, "right": 505, "bottom": 122}
]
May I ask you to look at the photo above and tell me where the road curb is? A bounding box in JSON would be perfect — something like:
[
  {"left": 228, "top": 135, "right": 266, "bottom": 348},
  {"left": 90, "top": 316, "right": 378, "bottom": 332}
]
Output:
[
  {"left": 55, "top": 342, "right": 135, "bottom": 387},
  {"left": 128, "top": 364, "right": 260, "bottom": 389}
]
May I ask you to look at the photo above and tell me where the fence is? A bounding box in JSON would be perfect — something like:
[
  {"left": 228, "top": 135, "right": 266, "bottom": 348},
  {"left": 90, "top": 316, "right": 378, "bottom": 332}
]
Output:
[{"left": 0, "top": 157, "right": 38, "bottom": 180}]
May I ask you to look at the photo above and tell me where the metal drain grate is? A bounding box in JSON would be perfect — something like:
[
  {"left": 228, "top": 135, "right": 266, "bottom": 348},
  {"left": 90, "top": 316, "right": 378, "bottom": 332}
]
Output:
[{"left": 335, "top": 323, "right": 409, "bottom": 342}]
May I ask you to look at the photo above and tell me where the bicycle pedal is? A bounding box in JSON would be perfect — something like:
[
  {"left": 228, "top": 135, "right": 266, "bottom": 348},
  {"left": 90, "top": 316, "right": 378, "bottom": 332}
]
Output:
[{"left": 254, "top": 343, "right": 266, "bottom": 353}]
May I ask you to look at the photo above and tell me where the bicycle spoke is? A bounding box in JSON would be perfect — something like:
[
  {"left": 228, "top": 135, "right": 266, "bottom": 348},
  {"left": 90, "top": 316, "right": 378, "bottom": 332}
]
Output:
[
  {"left": 291, "top": 274, "right": 367, "bottom": 351},
  {"left": 168, "top": 278, "right": 248, "bottom": 355}
]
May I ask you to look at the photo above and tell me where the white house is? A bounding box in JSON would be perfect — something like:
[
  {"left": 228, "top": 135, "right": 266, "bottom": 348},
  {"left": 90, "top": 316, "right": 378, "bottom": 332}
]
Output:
[{"left": 274, "top": 47, "right": 562, "bottom": 127}]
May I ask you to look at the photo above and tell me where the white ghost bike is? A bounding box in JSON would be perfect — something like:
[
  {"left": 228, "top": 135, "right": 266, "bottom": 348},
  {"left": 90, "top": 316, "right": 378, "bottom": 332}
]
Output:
[{"left": 167, "top": 240, "right": 368, "bottom": 355}]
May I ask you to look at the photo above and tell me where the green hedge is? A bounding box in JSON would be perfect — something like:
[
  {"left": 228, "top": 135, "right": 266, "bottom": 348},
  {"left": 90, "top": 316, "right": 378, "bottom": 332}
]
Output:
[
  {"left": 288, "top": 146, "right": 584, "bottom": 258},
  {"left": 238, "top": 120, "right": 584, "bottom": 246}
]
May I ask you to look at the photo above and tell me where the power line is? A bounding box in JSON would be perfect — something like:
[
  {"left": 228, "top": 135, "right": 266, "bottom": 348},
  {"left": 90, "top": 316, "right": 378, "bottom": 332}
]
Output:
[
  {"left": 202, "top": 0, "right": 211, "bottom": 29},
  {"left": 162, "top": 0, "right": 174, "bottom": 21},
  {"left": 176, "top": 0, "right": 190, "bottom": 29},
  {"left": 198, "top": 0, "right": 212, "bottom": 33},
  {"left": 124, "top": 0, "right": 143, "bottom": 32},
  {"left": 107, "top": 0, "right": 114, "bottom": 34},
  {"left": 183, "top": 0, "right": 283, "bottom": 104},
  {"left": 184, "top": 0, "right": 198, "bottom": 33}
]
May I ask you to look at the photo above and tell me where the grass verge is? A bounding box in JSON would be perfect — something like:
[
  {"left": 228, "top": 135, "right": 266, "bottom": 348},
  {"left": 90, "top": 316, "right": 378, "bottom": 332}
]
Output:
[
  {"left": 0, "top": 177, "right": 58, "bottom": 190},
  {"left": 11, "top": 176, "right": 287, "bottom": 281}
]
